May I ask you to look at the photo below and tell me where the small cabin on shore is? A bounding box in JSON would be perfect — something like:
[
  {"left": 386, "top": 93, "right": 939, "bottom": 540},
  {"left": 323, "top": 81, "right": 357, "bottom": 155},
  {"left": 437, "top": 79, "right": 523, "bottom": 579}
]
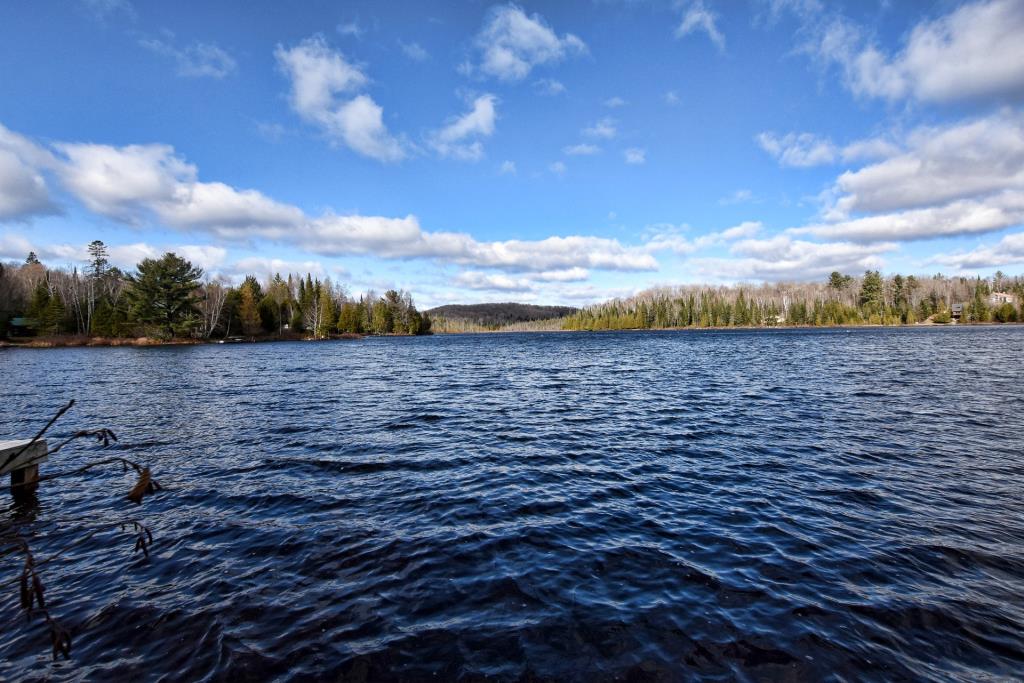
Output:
[
  {"left": 5, "top": 317, "right": 34, "bottom": 337},
  {"left": 951, "top": 304, "right": 964, "bottom": 321}
]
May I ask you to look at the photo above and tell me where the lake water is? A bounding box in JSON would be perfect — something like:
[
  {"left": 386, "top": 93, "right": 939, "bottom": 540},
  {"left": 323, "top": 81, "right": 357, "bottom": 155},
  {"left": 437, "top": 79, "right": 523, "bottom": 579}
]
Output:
[{"left": 1, "top": 327, "right": 1023, "bottom": 681}]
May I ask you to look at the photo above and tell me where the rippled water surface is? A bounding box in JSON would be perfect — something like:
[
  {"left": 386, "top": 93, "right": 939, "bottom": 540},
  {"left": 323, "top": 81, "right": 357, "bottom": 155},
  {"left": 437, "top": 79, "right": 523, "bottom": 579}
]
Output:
[{"left": 2, "top": 327, "right": 1023, "bottom": 681}]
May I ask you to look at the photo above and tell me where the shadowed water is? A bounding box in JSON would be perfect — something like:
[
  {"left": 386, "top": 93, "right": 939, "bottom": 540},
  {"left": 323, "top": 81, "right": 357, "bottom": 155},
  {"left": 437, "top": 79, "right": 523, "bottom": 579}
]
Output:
[{"left": 1, "top": 327, "right": 1023, "bottom": 681}]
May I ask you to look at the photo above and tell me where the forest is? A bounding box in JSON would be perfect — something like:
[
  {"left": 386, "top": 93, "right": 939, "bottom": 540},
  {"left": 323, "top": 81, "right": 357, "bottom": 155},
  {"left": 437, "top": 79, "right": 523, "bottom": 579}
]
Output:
[
  {"left": 427, "top": 303, "right": 578, "bottom": 333},
  {"left": 563, "top": 271, "right": 1024, "bottom": 330},
  {"left": 0, "top": 241, "right": 431, "bottom": 341}
]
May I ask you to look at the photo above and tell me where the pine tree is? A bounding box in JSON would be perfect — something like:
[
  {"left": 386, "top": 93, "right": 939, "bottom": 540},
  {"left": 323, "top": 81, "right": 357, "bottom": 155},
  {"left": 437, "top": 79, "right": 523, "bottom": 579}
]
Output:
[{"left": 125, "top": 253, "right": 203, "bottom": 338}]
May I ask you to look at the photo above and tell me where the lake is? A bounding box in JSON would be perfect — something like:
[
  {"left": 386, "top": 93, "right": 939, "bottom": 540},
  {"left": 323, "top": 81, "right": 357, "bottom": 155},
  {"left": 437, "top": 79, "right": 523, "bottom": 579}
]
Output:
[{"left": 2, "top": 327, "right": 1023, "bottom": 681}]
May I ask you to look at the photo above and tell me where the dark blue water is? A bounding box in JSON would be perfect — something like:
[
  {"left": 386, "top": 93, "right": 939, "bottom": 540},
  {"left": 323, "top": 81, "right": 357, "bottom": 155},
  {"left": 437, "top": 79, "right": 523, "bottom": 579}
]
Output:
[{"left": 1, "top": 327, "right": 1023, "bottom": 681}]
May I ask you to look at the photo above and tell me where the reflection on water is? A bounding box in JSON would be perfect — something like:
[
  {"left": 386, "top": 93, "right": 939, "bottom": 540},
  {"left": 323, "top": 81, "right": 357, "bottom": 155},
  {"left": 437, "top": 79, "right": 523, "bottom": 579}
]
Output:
[{"left": 1, "top": 327, "right": 1023, "bottom": 680}]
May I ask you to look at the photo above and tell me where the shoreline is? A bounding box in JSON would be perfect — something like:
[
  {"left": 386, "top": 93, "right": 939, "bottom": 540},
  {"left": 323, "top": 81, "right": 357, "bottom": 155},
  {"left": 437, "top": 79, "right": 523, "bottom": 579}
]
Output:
[
  {"left": 0, "top": 333, "right": 367, "bottom": 349},
  {"left": 431, "top": 321, "right": 1022, "bottom": 334},
  {"left": 4, "top": 321, "right": 1020, "bottom": 348}
]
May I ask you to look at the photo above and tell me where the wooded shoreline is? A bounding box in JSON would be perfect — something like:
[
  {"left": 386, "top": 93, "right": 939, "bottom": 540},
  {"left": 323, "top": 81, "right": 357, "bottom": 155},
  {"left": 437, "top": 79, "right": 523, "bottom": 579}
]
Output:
[{"left": 5, "top": 320, "right": 1020, "bottom": 349}]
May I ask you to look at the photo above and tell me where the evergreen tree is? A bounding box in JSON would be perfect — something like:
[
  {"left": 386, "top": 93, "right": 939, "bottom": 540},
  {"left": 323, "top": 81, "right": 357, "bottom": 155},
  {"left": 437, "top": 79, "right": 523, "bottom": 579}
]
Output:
[
  {"left": 125, "top": 253, "right": 203, "bottom": 338},
  {"left": 859, "top": 270, "right": 884, "bottom": 311},
  {"left": 87, "top": 240, "right": 109, "bottom": 278}
]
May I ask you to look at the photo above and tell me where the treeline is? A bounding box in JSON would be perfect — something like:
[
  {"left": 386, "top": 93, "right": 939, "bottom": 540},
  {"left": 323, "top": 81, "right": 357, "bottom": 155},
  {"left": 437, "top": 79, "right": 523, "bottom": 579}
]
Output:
[
  {"left": 563, "top": 271, "right": 1024, "bottom": 330},
  {"left": 0, "top": 242, "right": 431, "bottom": 340},
  {"left": 427, "top": 302, "right": 577, "bottom": 333}
]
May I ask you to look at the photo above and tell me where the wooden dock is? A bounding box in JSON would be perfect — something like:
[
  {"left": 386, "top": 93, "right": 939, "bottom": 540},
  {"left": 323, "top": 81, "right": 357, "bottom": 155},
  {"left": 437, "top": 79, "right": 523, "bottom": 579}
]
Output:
[{"left": 1, "top": 439, "right": 48, "bottom": 493}]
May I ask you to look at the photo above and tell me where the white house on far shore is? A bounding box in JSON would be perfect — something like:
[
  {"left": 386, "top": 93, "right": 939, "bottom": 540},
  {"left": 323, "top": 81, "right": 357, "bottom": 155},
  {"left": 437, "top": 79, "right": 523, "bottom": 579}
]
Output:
[{"left": 988, "top": 292, "right": 1016, "bottom": 306}]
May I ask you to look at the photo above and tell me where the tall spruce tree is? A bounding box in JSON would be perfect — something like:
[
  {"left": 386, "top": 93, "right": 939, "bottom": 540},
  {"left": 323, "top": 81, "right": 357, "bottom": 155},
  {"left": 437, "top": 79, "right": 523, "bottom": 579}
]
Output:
[{"left": 126, "top": 253, "right": 203, "bottom": 338}]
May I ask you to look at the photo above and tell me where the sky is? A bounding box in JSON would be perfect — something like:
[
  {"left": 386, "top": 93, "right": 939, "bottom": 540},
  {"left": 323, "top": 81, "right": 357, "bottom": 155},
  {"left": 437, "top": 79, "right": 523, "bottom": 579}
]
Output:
[{"left": 1, "top": 0, "right": 1023, "bottom": 307}]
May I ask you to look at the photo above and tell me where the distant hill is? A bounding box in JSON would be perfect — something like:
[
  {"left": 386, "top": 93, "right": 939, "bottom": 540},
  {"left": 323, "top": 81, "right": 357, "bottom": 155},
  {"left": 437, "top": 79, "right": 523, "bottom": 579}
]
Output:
[{"left": 426, "top": 302, "right": 578, "bottom": 328}]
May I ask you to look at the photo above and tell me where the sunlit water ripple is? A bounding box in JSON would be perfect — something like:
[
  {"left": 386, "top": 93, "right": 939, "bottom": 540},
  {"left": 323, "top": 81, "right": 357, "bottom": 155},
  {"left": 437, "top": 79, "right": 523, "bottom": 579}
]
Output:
[{"left": 1, "top": 327, "right": 1023, "bottom": 681}]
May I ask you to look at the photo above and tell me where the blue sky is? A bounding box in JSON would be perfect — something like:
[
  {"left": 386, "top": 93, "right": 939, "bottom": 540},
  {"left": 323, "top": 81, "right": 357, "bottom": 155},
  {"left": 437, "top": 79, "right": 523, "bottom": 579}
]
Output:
[{"left": 2, "top": 0, "right": 1024, "bottom": 306}]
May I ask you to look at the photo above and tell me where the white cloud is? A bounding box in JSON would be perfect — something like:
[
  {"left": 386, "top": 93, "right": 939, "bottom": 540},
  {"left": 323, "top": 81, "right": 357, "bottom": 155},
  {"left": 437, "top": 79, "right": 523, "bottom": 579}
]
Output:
[
  {"left": 2, "top": 122, "right": 664, "bottom": 276},
  {"left": 455, "top": 271, "right": 534, "bottom": 292},
  {"left": 676, "top": 1, "right": 725, "bottom": 51},
  {"left": 336, "top": 21, "right": 364, "bottom": 38},
  {"left": 644, "top": 221, "right": 763, "bottom": 254},
  {"left": 453, "top": 266, "right": 589, "bottom": 292},
  {"left": 53, "top": 142, "right": 304, "bottom": 232},
  {"left": 756, "top": 131, "right": 837, "bottom": 167},
  {"left": 691, "top": 236, "right": 895, "bottom": 281},
  {"left": 782, "top": 111, "right": 1024, "bottom": 243},
  {"left": 719, "top": 189, "right": 753, "bottom": 205},
  {"left": 534, "top": 78, "right": 566, "bottom": 95},
  {"left": 624, "top": 148, "right": 646, "bottom": 165},
  {"left": 174, "top": 245, "right": 228, "bottom": 271},
  {"left": 231, "top": 257, "right": 327, "bottom": 279},
  {"left": 0, "top": 233, "right": 35, "bottom": 261},
  {"left": 399, "top": 41, "right": 429, "bottom": 61},
  {"left": 795, "top": 191, "right": 1024, "bottom": 243},
  {"left": 0, "top": 124, "right": 58, "bottom": 220},
  {"left": 929, "top": 232, "right": 1024, "bottom": 270},
  {"left": 805, "top": 0, "right": 1024, "bottom": 103},
  {"left": 499, "top": 160, "right": 517, "bottom": 175},
  {"left": 0, "top": 151, "right": 55, "bottom": 220},
  {"left": 664, "top": 90, "right": 681, "bottom": 105},
  {"left": 139, "top": 37, "right": 237, "bottom": 79},
  {"left": 604, "top": 96, "right": 627, "bottom": 108},
  {"left": 80, "top": 0, "right": 134, "bottom": 21},
  {"left": 471, "top": 4, "right": 587, "bottom": 81},
  {"left": 429, "top": 94, "right": 498, "bottom": 161},
  {"left": 582, "top": 117, "right": 616, "bottom": 139},
  {"left": 829, "top": 112, "right": 1024, "bottom": 215},
  {"left": 275, "top": 36, "right": 404, "bottom": 162},
  {"left": 563, "top": 143, "right": 600, "bottom": 156},
  {"left": 549, "top": 160, "right": 567, "bottom": 175},
  {"left": 535, "top": 267, "right": 589, "bottom": 282}
]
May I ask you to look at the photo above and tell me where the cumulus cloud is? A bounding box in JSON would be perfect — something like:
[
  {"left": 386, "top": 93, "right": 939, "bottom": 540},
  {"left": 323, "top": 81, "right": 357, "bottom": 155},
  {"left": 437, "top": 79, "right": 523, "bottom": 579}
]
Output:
[
  {"left": 828, "top": 111, "right": 1024, "bottom": 215},
  {"left": 139, "top": 36, "right": 237, "bottom": 78},
  {"left": 676, "top": 1, "right": 725, "bottom": 51},
  {"left": 499, "top": 160, "right": 517, "bottom": 175},
  {"left": 756, "top": 131, "right": 899, "bottom": 168},
  {"left": 399, "top": 41, "right": 429, "bottom": 61},
  {"left": 80, "top": 0, "right": 134, "bottom": 22},
  {"left": 691, "top": 236, "right": 895, "bottom": 280},
  {"left": 644, "top": 221, "right": 762, "bottom": 254},
  {"left": 795, "top": 191, "right": 1024, "bottom": 243},
  {"left": 0, "top": 151, "right": 55, "bottom": 220},
  {"left": 803, "top": 0, "right": 1024, "bottom": 103},
  {"left": 624, "top": 148, "right": 646, "bottom": 165},
  {"left": 0, "top": 124, "right": 59, "bottom": 220},
  {"left": 455, "top": 266, "right": 591, "bottom": 293},
  {"left": 455, "top": 271, "right": 534, "bottom": 292},
  {"left": 471, "top": 5, "right": 586, "bottom": 81},
  {"left": 275, "top": 36, "right": 404, "bottom": 162},
  {"left": 429, "top": 94, "right": 498, "bottom": 161},
  {"left": 534, "top": 78, "right": 566, "bottom": 95},
  {"left": 719, "top": 189, "right": 754, "bottom": 205},
  {"left": 0, "top": 122, "right": 666, "bottom": 277},
  {"left": 756, "top": 132, "right": 837, "bottom": 167},
  {"left": 582, "top": 117, "right": 616, "bottom": 139},
  {"left": 549, "top": 161, "right": 567, "bottom": 175},
  {"left": 604, "top": 96, "right": 627, "bottom": 108},
  {"left": 336, "top": 21, "right": 364, "bottom": 38},
  {"left": 780, "top": 111, "right": 1024, "bottom": 243},
  {"left": 230, "top": 256, "right": 328, "bottom": 279},
  {"left": 53, "top": 142, "right": 304, "bottom": 232},
  {"left": 929, "top": 232, "right": 1024, "bottom": 270},
  {"left": 563, "top": 143, "right": 600, "bottom": 156}
]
